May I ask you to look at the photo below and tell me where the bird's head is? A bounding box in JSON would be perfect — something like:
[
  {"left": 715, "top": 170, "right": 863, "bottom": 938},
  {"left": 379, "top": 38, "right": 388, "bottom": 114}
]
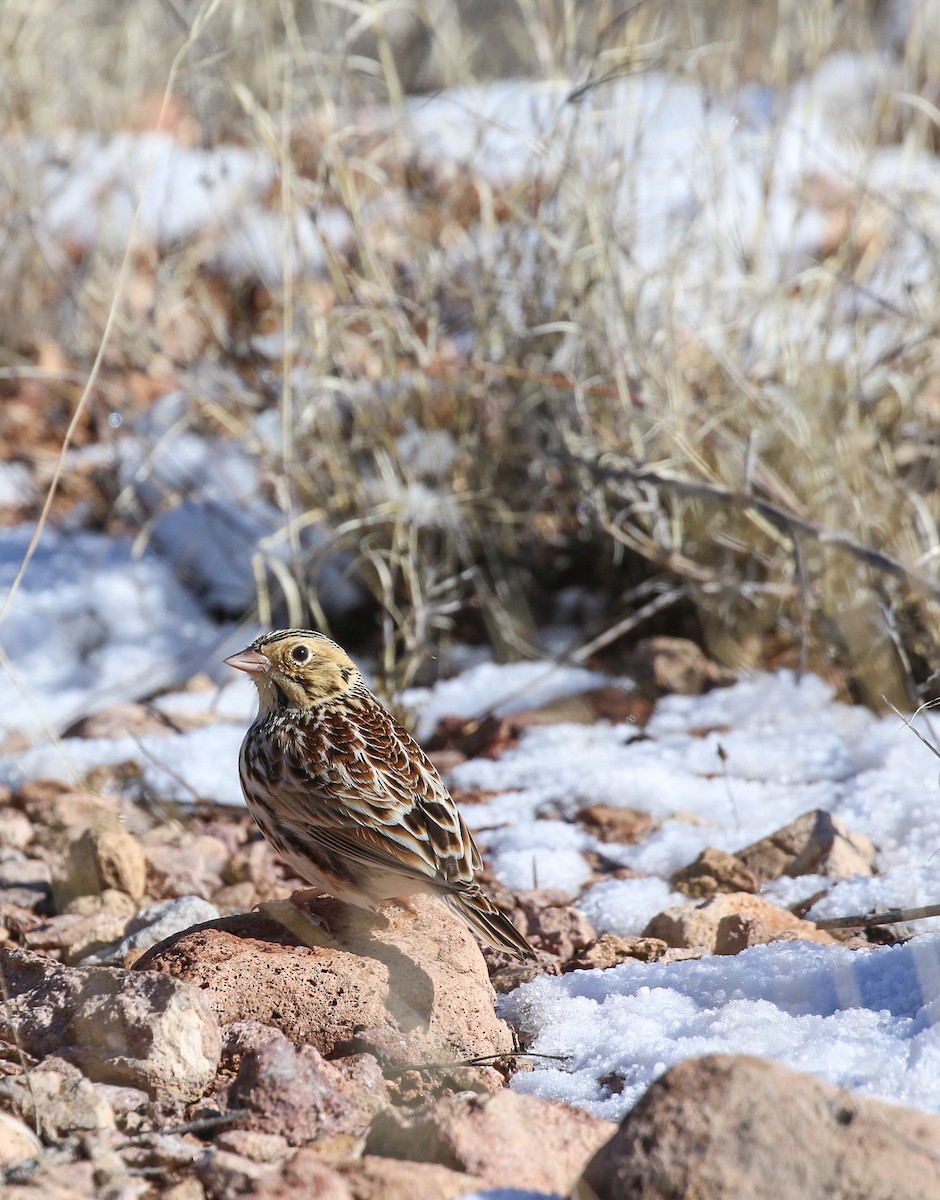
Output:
[{"left": 225, "top": 629, "right": 363, "bottom": 713}]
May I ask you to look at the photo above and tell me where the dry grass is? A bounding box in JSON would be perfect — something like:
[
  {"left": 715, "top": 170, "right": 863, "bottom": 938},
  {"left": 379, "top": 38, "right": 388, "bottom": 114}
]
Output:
[{"left": 2, "top": 0, "right": 940, "bottom": 706}]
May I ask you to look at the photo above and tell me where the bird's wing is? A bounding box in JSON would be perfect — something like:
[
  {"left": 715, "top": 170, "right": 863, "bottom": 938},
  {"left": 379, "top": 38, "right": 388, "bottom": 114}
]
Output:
[{"left": 269, "top": 694, "right": 481, "bottom": 893}]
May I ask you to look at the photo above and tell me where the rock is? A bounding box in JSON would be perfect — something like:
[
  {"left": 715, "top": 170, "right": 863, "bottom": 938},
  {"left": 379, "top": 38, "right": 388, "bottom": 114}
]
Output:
[
  {"left": 13, "top": 781, "right": 120, "bottom": 832},
  {"left": 0, "top": 898, "right": 43, "bottom": 939},
  {"left": 576, "top": 1054, "right": 940, "bottom": 1200},
  {"left": 211, "top": 881, "right": 259, "bottom": 914},
  {"left": 488, "top": 959, "right": 554, "bottom": 994},
  {"left": 644, "top": 892, "right": 837, "bottom": 952},
  {"left": 670, "top": 846, "right": 759, "bottom": 898},
  {"left": 215, "top": 1130, "right": 290, "bottom": 1163},
  {"left": 222, "top": 837, "right": 294, "bottom": 900},
  {"left": 625, "top": 637, "right": 735, "bottom": 696},
  {"left": 0, "top": 1108, "right": 42, "bottom": 1166},
  {"left": 0, "top": 850, "right": 52, "bottom": 912},
  {"left": 0, "top": 1160, "right": 97, "bottom": 1199},
  {"left": 216, "top": 1027, "right": 375, "bottom": 1143},
  {"left": 365, "top": 1089, "right": 615, "bottom": 1195},
  {"left": 577, "top": 804, "right": 655, "bottom": 845},
  {"left": 331, "top": 1052, "right": 389, "bottom": 1119},
  {"left": 0, "top": 1059, "right": 116, "bottom": 1141},
  {"left": 24, "top": 906, "right": 135, "bottom": 964},
  {"left": 135, "top": 895, "right": 513, "bottom": 1066},
  {"left": 24, "top": 890, "right": 138, "bottom": 962},
  {"left": 564, "top": 933, "right": 670, "bottom": 972},
  {"left": 385, "top": 1062, "right": 504, "bottom": 1109},
  {"left": 92, "top": 1082, "right": 152, "bottom": 1134},
  {"left": 335, "top": 1156, "right": 481, "bottom": 1200},
  {"left": 122, "top": 1131, "right": 204, "bottom": 1174},
  {"left": 0, "top": 807, "right": 33, "bottom": 850},
  {"left": 0, "top": 946, "right": 222, "bottom": 1102},
  {"left": 56, "top": 824, "right": 147, "bottom": 908},
  {"left": 144, "top": 838, "right": 219, "bottom": 900},
  {"left": 65, "top": 889, "right": 139, "bottom": 919},
  {"left": 736, "top": 810, "right": 877, "bottom": 883},
  {"left": 81, "top": 895, "right": 221, "bottom": 965},
  {"left": 163, "top": 1182, "right": 207, "bottom": 1200},
  {"left": 504, "top": 888, "right": 597, "bottom": 960},
  {"left": 195, "top": 1148, "right": 278, "bottom": 1198},
  {"left": 250, "top": 1149, "right": 354, "bottom": 1200}
]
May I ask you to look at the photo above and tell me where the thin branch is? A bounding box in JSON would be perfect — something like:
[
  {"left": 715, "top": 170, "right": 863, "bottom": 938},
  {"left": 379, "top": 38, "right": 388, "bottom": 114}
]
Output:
[
  {"left": 383, "top": 1051, "right": 570, "bottom": 1076},
  {"left": 814, "top": 904, "right": 940, "bottom": 930},
  {"left": 571, "top": 451, "right": 940, "bottom": 601}
]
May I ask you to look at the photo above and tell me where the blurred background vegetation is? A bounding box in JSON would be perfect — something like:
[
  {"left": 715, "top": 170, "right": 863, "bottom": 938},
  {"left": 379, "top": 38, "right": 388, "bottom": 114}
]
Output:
[{"left": 3, "top": 0, "right": 940, "bottom": 710}]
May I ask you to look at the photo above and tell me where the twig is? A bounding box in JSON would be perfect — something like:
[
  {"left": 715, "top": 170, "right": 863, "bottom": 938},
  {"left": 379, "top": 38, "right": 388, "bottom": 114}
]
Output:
[
  {"left": 571, "top": 451, "right": 940, "bottom": 601},
  {"left": 383, "top": 1051, "right": 569, "bottom": 1076},
  {"left": 117, "top": 1109, "right": 251, "bottom": 1146},
  {"left": 814, "top": 904, "right": 940, "bottom": 930}
]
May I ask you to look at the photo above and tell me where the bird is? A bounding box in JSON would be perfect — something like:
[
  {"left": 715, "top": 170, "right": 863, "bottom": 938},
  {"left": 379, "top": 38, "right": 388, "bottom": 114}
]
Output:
[{"left": 224, "top": 628, "right": 534, "bottom": 960}]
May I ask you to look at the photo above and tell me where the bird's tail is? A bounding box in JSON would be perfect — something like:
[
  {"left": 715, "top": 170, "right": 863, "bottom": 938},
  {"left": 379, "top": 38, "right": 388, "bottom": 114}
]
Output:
[{"left": 446, "top": 888, "right": 535, "bottom": 961}]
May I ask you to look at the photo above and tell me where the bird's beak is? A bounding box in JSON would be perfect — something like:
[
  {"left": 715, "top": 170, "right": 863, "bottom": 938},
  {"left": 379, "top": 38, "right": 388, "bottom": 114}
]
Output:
[{"left": 224, "top": 648, "right": 270, "bottom": 674}]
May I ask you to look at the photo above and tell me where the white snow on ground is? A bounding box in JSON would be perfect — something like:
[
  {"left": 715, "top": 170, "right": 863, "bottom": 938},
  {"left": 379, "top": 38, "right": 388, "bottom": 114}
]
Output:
[
  {"left": 396, "top": 59, "right": 940, "bottom": 371},
  {"left": 2, "top": 50, "right": 932, "bottom": 380},
  {"left": 31, "top": 130, "right": 353, "bottom": 284},
  {"left": 0, "top": 723, "right": 248, "bottom": 808},
  {"left": 0, "top": 525, "right": 238, "bottom": 738},
  {"left": 4, "top": 643, "right": 940, "bottom": 1131},
  {"left": 402, "top": 660, "right": 610, "bottom": 741},
  {"left": 121, "top": 390, "right": 368, "bottom": 621},
  {"left": 501, "top": 937, "right": 940, "bottom": 1120}
]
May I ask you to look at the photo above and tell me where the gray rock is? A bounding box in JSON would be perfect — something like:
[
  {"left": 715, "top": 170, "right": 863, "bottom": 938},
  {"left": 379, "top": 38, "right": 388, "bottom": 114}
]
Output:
[
  {"left": 0, "top": 946, "right": 222, "bottom": 1103},
  {"left": 0, "top": 849, "right": 52, "bottom": 911},
  {"left": 81, "top": 895, "right": 220, "bottom": 964},
  {"left": 0, "top": 1060, "right": 115, "bottom": 1141},
  {"left": 0, "top": 1109, "right": 42, "bottom": 1167}
]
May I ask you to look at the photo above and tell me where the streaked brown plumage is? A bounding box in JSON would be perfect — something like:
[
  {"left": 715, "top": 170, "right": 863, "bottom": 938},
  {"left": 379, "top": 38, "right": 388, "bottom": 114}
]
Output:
[{"left": 225, "top": 629, "right": 533, "bottom": 960}]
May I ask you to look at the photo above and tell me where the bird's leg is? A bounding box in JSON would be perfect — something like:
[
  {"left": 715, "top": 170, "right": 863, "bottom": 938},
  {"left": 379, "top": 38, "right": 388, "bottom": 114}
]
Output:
[{"left": 255, "top": 888, "right": 333, "bottom": 949}]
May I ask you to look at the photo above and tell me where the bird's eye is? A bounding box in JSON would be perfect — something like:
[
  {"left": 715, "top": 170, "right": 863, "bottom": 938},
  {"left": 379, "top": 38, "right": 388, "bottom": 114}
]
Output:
[{"left": 290, "top": 645, "right": 310, "bottom": 664}]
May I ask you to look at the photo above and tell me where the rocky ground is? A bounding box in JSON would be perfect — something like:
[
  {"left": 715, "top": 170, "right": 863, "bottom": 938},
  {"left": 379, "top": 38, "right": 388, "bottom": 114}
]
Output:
[{"left": 2, "top": 647, "right": 940, "bottom": 1199}]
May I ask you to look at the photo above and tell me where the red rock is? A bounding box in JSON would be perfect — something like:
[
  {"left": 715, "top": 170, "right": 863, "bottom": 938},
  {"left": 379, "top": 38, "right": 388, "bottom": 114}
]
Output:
[
  {"left": 736, "top": 810, "right": 876, "bottom": 883},
  {"left": 366, "top": 1089, "right": 615, "bottom": 1195},
  {"left": 250, "top": 1148, "right": 353, "bottom": 1199},
  {"left": 670, "top": 846, "right": 759, "bottom": 898},
  {"left": 506, "top": 888, "right": 597, "bottom": 960},
  {"left": 577, "top": 1054, "right": 940, "bottom": 1199},
  {"left": 335, "top": 1155, "right": 482, "bottom": 1200},
  {"left": 644, "top": 892, "right": 836, "bottom": 952},
  {"left": 217, "top": 1027, "right": 380, "bottom": 1143},
  {"left": 577, "top": 804, "right": 655, "bottom": 845},
  {"left": 135, "top": 895, "right": 513, "bottom": 1066}
]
